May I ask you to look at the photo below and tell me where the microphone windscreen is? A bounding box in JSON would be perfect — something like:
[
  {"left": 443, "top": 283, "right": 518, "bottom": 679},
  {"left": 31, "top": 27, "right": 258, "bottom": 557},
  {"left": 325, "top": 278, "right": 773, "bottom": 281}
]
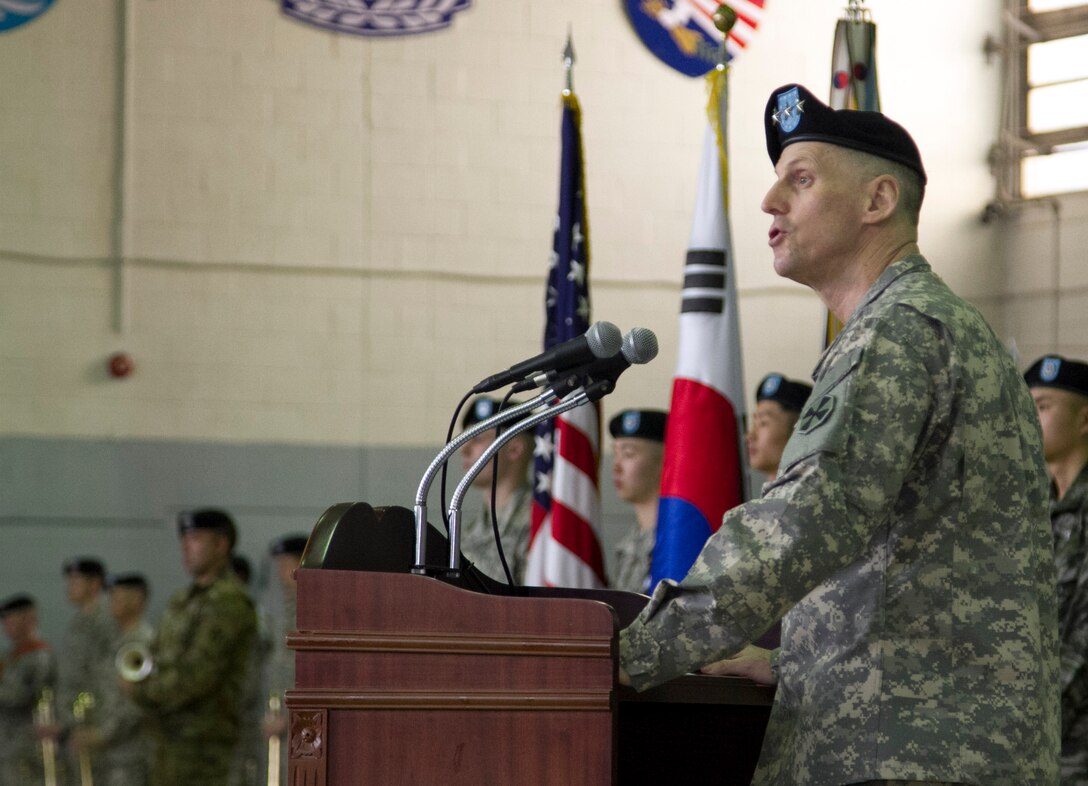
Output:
[
  {"left": 622, "top": 327, "right": 659, "bottom": 365},
  {"left": 586, "top": 321, "right": 623, "bottom": 359}
]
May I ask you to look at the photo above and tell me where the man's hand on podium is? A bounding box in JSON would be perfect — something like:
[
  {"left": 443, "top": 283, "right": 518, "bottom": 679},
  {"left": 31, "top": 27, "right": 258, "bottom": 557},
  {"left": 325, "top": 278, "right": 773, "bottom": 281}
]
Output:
[
  {"left": 699, "top": 645, "right": 776, "bottom": 685},
  {"left": 617, "top": 667, "right": 632, "bottom": 686}
]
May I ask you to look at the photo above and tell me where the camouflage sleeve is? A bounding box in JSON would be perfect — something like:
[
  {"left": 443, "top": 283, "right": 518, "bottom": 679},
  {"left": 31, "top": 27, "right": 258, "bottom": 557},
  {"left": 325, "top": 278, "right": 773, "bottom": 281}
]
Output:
[
  {"left": 0, "top": 650, "right": 53, "bottom": 709},
  {"left": 621, "top": 308, "right": 944, "bottom": 691},
  {"left": 133, "top": 590, "right": 256, "bottom": 713}
]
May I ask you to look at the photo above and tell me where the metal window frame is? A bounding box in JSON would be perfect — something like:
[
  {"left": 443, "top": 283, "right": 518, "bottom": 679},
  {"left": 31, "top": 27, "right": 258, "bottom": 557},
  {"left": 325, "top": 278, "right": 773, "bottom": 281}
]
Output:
[{"left": 1000, "top": 1, "right": 1088, "bottom": 198}]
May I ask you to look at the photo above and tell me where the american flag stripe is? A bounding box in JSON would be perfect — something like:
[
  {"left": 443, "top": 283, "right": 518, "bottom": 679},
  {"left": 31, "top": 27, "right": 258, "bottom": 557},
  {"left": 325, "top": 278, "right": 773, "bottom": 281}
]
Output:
[
  {"left": 526, "top": 89, "right": 606, "bottom": 589},
  {"left": 551, "top": 420, "right": 601, "bottom": 525}
]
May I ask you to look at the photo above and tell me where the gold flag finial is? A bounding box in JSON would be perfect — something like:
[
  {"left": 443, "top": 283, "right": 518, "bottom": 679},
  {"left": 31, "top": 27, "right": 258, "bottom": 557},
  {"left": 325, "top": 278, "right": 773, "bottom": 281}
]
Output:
[{"left": 713, "top": 3, "right": 737, "bottom": 69}]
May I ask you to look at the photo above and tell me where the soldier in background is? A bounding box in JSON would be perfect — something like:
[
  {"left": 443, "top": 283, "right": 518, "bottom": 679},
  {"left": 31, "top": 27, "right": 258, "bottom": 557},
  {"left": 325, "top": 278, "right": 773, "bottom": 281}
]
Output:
[
  {"left": 1025, "top": 355, "right": 1088, "bottom": 786},
  {"left": 746, "top": 373, "right": 812, "bottom": 482},
  {"left": 458, "top": 397, "right": 534, "bottom": 583},
  {"left": 0, "top": 594, "right": 56, "bottom": 786},
  {"left": 71, "top": 572, "right": 153, "bottom": 786},
  {"left": 262, "top": 534, "right": 308, "bottom": 784},
  {"left": 42, "top": 556, "right": 117, "bottom": 785},
  {"left": 230, "top": 553, "right": 271, "bottom": 786},
  {"left": 608, "top": 409, "right": 667, "bottom": 594},
  {"left": 130, "top": 509, "right": 257, "bottom": 785}
]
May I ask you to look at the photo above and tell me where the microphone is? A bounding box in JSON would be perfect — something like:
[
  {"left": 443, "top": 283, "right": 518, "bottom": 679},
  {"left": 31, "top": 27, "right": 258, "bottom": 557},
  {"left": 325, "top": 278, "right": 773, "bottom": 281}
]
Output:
[
  {"left": 471, "top": 321, "right": 622, "bottom": 394},
  {"left": 411, "top": 392, "right": 550, "bottom": 575},
  {"left": 512, "top": 327, "right": 659, "bottom": 393},
  {"left": 447, "top": 386, "right": 601, "bottom": 577}
]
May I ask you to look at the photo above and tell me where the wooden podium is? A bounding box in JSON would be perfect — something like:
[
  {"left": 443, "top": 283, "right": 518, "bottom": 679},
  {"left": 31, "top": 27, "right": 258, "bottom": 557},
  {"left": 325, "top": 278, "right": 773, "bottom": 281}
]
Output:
[{"left": 286, "top": 503, "right": 774, "bottom": 786}]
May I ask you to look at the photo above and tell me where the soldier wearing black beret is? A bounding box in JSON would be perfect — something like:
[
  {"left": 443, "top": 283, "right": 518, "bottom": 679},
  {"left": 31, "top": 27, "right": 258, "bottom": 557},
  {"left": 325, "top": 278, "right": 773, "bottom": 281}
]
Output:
[
  {"left": 131, "top": 509, "right": 256, "bottom": 784},
  {"left": 457, "top": 396, "right": 534, "bottom": 584},
  {"left": 1026, "top": 354, "right": 1088, "bottom": 781},
  {"left": 0, "top": 593, "right": 55, "bottom": 785},
  {"left": 621, "top": 82, "right": 1058, "bottom": 786},
  {"left": 608, "top": 409, "right": 667, "bottom": 594},
  {"left": 43, "top": 553, "right": 117, "bottom": 775},
  {"left": 86, "top": 573, "right": 153, "bottom": 784},
  {"left": 177, "top": 507, "right": 237, "bottom": 549},
  {"left": 747, "top": 373, "right": 813, "bottom": 482},
  {"left": 262, "top": 532, "right": 311, "bottom": 782}
]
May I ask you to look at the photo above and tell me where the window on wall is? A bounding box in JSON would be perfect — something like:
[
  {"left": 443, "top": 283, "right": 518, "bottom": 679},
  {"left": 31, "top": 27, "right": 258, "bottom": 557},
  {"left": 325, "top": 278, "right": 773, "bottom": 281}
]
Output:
[{"left": 1018, "top": 1, "right": 1088, "bottom": 197}]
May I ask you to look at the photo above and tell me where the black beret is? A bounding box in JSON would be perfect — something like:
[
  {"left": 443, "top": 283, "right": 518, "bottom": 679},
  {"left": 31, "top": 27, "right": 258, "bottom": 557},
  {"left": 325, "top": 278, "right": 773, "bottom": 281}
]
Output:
[
  {"left": 756, "top": 373, "right": 813, "bottom": 413},
  {"left": 461, "top": 397, "right": 524, "bottom": 430},
  {"left": 270, "top": 534, "right": 308, "bottom": 557},
  {"left": 177, "top": 508, "right": 237, "bottom": 548},
  {"left": 765, "top": 83, "right": 927, "bottom": 186},
  {"left": 106, "top": 572, "right": 148, "bottom": 593},
  {"left": 609, "top": 409, "right": 667, "bottom": 443},
  {"left": 1025, "top": 355, "right": 1088, "bottom": 398},
  {"left": 0, "top": 593, "right": 35, "bottom": 616},
  {"left": 62, "top": 557, "right": 106, "bottom": 578}
]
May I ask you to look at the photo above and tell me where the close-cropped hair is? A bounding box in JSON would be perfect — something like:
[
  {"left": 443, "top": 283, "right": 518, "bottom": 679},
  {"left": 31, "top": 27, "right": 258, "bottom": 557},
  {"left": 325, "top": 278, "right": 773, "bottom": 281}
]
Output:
[{"left": 844, "top": 147, "right": 924, "bottom": 227}]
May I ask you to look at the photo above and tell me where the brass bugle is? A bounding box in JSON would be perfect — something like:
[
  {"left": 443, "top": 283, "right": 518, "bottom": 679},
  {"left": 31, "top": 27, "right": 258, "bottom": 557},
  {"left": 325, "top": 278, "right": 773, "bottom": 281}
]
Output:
[{"left": 116, "top": 641, "right": 153, "bottom": 682}]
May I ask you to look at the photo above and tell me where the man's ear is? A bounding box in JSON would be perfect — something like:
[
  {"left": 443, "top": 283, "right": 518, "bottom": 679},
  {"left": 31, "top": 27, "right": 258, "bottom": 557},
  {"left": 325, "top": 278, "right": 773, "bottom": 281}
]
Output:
[
  {"left": 1077, "top": 399, "right": 1088, "bottom": 439},
  {"left": 862, "top": 175, "right": 900, "bottom": 225}
]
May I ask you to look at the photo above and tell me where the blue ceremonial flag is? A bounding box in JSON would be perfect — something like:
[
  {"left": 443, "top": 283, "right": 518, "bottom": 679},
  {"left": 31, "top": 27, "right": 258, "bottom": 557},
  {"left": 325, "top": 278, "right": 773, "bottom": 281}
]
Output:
[
  {"left": 650, "top": 67, "right": 748, "bottom": 588},
  {"left": 526, "top": 91, "right": 607, "bottom": 588}
]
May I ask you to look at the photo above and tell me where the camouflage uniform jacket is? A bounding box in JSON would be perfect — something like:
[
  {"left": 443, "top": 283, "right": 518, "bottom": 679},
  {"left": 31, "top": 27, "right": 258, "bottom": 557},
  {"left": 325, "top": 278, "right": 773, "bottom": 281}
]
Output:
[
  {"left": 620, "top": 256, "right": 1060, "bottom": 785},
  {"left": 0, "top": 639, "right": 56, "bottom": 784},
  {"left": 132, "top": 569, "right": 256, "bottom": 750},
  {"left": 611, "top": 525, "right": 655, "bottom": 594},
  {"left": 461, "top": 483, "right": 532, "bottom": 583},
  {"left": 57, "top": 600, "right": 117, "bottom": 731},
  {"left": 1053, "top": 462, "right": 1088, "bottom": 785}
]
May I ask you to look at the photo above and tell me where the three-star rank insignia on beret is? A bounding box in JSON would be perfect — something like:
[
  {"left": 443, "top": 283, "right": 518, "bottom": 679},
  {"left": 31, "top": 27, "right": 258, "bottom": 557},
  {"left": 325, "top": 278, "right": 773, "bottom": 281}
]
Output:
[{"left": 772, "top": 86, "right": 805, "bottom": 134}]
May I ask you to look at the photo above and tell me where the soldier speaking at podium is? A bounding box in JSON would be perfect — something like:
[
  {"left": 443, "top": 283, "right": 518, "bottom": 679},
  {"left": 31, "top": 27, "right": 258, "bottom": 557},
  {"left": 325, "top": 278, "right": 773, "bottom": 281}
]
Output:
[
  {"left": 619, "top": 84, "right": 1059, "bottom": 785},
  {"left": 130, "top": 509, "right": 257, "bottom": 785}
]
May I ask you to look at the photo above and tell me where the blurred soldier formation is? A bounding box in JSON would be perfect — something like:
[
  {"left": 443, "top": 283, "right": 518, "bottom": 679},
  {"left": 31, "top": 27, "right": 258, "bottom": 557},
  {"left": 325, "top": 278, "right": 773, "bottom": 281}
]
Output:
[{"left": 0, "top": 510, "right": 308, "bottom": 786}]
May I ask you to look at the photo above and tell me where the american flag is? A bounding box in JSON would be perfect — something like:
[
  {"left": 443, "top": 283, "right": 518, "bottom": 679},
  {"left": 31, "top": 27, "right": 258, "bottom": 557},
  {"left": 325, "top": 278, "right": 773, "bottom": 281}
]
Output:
[{"left": 525, "top": 91, "right": 607, "bottom": 589}]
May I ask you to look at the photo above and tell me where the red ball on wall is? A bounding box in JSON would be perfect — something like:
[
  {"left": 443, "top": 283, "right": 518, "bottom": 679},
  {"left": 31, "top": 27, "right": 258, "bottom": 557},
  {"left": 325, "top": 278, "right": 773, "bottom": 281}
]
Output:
[{"left": 108, "top": 352, "right": 135, "bottom": 378}]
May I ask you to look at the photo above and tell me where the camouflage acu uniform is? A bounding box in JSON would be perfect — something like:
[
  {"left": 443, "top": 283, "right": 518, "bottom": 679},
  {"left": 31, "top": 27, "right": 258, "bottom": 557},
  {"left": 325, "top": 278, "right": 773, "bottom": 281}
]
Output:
[
  {"left": 132, "top": 569, "right": 257, "bottom": 786},
  {"left": 1053, "top": 463, "right": 1088, "bottom": 785},
  {"left": 0, "top": 640, "right": 55, "bottom": 786},
  {"left": 57, "top": 600, "right": 117, "bottom": 784},
  {"left": 621, "top": 256, "right": 1060, "bottom": 785},
  {"left": 611, "top": 526, "right": 655, "bottom": 594},
  {"left": 260, "top": 588, "right": 297, "bottom": 786},
  {"left": 461, "top": 483, "right": 532, "bottom": 583},
  {"left": 95, "top": 620, "right": 153, "bottom": 786}
]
